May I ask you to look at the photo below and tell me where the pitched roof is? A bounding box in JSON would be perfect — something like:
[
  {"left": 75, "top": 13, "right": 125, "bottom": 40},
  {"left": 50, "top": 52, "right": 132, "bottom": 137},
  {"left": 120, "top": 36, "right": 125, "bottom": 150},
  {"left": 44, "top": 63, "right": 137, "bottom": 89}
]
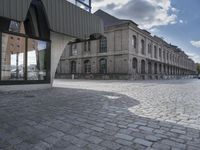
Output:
[{"left": 94, "top": 10, "right": 122, "bottom": 27}]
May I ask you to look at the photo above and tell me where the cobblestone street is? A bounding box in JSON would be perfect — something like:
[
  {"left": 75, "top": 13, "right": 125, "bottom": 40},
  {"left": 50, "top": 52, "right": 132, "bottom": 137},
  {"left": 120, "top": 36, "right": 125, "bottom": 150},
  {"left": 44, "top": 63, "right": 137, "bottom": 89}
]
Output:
[{"left": 0, "top": 79, "right": 200, "bottom": 150}]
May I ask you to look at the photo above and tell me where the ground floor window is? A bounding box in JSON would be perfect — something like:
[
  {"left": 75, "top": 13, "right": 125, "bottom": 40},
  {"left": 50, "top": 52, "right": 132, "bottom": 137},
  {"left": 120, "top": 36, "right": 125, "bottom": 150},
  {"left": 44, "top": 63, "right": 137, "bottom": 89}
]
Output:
[
  {"left": 84, "top": 60, "right": 91, "bottom": 74},
  {"left": 1, "top": 33, "right": 26, "bottom": 80},
  {"left": 141, "top": 60, "right": 145, "bottom": 74},
  {"left": 27, "top": 39, "right": 48, "bottom": 80},
  {"left": 148, "top": 62, "right": 152, "bottom": 74},
  {"left": 0, "top": 32, "right": 50, "bottom": 84},
  {"left": 71, "top": 61, "right": 76, "bottom": 73},
  {"left": 99, "top": 58, "right": 107, "bottom": 74},
  {"left": 132, "top": 58, "right": 138, "bottom": 73}
]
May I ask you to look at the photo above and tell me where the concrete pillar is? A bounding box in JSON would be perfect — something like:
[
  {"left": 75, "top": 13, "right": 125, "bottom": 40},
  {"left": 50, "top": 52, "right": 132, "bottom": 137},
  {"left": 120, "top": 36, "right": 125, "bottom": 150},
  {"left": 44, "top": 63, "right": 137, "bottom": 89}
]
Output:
[{"left": 50, "top": 32, "right": 74, "bottom": 85}]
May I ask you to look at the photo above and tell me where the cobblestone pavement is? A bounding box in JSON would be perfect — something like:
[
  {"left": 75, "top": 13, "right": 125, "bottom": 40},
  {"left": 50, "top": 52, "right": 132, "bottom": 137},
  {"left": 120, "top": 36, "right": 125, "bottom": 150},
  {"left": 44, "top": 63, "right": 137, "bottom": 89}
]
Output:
[{"left": 0, "top": 79, "right": 199, "bottom": 150}]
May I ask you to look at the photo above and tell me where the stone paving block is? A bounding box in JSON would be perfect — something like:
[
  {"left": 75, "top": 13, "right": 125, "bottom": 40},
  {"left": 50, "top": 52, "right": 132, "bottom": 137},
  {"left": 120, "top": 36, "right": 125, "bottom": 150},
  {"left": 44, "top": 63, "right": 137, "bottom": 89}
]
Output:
[
  {"left": 62, "top": 135, "right": 88, "bottom": 147},
  {"left": 133, "top": 138, "right": 153, "bottom": 147},
  {"left": 50, "top": 131, "right": 65, "bottom": 138},
  {"left": 119, "top": 129, "right": 133, "bottom": 134},
  {"left": 100, "top": 140, "right": 121, "bottom": 150},
  {"left": 145, "top": 135, "right": 161, "bottom": 142},
  {"left": 83, "top": 143, "right": 107, "bottom": 150},
  {"left": 161, "top": 139, "right": 186, "bottom": 149},
  {"left": 75, "top": 133, "right": 90, "bottom": 139},
  {"left": 152, "top": 143, "right": 171, "bottom": 150},
  {"left": 86, "top": 136, "right": 103, "bottom": 144},
  {"left": 115, "top": 133, "right": 134, "bottom": 141},
  {"left": 91, "top": 126, "right": 104, "bottom": 132},
  {"left": 170, "top": 129, "right": 186, "bottom": 134},
  {"left": 44, "top": 136, "right": 59, "bottom": 145},
  {"left": 115, "top": 139, "right": 133, "bottom": 146},
  {"left": 33, "top": 141, "right": 51, "bottom": 150},
  {"left": 139, "top": 126, "right": 154, "bottom": 132}
]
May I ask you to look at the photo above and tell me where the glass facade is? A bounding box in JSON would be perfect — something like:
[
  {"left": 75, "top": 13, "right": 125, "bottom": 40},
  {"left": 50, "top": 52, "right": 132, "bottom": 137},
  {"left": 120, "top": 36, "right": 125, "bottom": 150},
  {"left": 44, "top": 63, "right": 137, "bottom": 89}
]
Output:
[
  {"left": 0, "top": 32, "right": 50, "bottom": 84},
  {"left": 27, "top": 39, "right": 48, "bottom": 80},
  {"left": 1, "top": 33, "right": 26, "bottom": 80}
]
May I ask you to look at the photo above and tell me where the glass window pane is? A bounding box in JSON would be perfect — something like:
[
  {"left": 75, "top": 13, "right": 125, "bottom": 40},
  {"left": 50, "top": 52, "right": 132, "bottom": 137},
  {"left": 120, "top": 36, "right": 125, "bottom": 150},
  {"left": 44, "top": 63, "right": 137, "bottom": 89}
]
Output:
[
  {"left": 27, "top": 39, "right": 47, "bottom": 80},
  {"left": 9, "top": 21, "right": 20, "bottom": 33},
  {"left": 1, "top": 33, "right": 25, "bottom": 80}
]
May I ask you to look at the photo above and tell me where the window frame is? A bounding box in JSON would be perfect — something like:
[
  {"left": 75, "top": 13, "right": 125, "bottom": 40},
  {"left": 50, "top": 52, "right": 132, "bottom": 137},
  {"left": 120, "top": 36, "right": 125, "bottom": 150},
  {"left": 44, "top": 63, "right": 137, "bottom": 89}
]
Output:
[
  {"left": 132, "top": 35, "right": 137, "bottom": 49},
  {"left": 99, "top": 37, "right": 107, "bottom": 53},
  {"left": 154, "top": 45, "right": 157, "bottom": 58},
  {"left": 84, "top": 60, "right": 91, "bottom": 74},
  {"left": 99, "top": 58, "right": 107, "bottom": 74},
  {"left": 0, "top": 30, "right": 51, "bottom": 85},
  {"left": 141, "top": 39, "right": 145, "bottom": 55},
  {"left": 70, "top": 61, "right": 77, "bottom": 74}
]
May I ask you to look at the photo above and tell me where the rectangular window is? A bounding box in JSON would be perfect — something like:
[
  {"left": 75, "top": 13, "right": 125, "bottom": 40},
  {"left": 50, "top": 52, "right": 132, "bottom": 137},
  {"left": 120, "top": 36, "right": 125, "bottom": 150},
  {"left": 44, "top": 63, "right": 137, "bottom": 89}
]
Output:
[
  {"left": 99, "top": 38, "right": 107, "bottom": 53},
  {"left": 27, "top": 39, "right": 48, "bottom": 80},
  {"left": 154, "top": 46, "right": 157, "bottom": 58},
  {"left": 159, "top": 48, "right": 162, "bottom": 58},
  {"left": 148, "top": 44, "right": 152, "bottom": 56},
  {"left": 70, "top": 43, "right": 78, "bottom": 56},
  {"left": 1, "top": 33, "right": 25, "bottom": 80},
  {"left": 0, "top": 32, "right": 50, "bottom": 83},
  {"left": 84, "top": 41, "right": 90, "bottom": 51}
]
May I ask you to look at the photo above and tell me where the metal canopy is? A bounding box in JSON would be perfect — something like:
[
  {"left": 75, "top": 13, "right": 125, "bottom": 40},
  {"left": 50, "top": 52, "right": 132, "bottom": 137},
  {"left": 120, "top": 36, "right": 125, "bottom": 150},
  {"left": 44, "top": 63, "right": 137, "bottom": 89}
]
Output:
[{"left": 0, "top": 0, "right": 103, "bottom": 38}]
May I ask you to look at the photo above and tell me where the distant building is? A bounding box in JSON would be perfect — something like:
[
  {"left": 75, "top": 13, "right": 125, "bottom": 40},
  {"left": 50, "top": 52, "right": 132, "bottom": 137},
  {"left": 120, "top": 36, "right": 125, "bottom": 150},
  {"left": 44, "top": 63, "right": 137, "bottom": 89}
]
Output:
[{"left": 56, "top": 10, "right": 196, "bottom": 80}]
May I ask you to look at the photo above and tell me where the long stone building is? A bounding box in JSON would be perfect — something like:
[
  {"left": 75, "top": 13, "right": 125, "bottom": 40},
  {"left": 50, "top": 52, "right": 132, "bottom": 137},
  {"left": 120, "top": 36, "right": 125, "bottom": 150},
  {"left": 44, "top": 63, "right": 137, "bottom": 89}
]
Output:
[{"left": 56, "top": 10, "right": 197, "bottom": 80}]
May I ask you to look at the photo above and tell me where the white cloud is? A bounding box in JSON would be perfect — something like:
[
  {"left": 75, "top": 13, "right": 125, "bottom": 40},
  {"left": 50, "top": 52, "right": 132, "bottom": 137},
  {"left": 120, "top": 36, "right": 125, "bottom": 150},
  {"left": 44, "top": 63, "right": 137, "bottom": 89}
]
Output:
[
  {"left": 190, "top": 40, "right": 200, "bottom": 48},
  {"left": 92, "top": 0, "right": 178, "bottom": 29},
  {"left": 186, "top": 52, "right": 200, "bottom": 63}
]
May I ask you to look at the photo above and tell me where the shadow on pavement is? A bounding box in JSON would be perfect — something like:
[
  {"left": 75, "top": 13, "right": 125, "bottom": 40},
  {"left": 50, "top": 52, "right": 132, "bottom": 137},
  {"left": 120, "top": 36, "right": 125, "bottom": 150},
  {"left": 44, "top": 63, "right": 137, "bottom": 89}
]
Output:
[{"left": 0, "top": 87, "right": 199, "bottom": 150}]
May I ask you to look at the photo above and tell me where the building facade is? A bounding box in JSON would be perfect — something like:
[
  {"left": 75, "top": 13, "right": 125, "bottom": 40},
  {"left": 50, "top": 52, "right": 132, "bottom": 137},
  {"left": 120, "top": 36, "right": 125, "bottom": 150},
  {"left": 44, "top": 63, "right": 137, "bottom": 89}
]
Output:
[
  {"left": 0, "top": 0, "right": 103, "bottom": 90},
  {"left": 56, "top": 10, "right": 196, "bottom": 80}
]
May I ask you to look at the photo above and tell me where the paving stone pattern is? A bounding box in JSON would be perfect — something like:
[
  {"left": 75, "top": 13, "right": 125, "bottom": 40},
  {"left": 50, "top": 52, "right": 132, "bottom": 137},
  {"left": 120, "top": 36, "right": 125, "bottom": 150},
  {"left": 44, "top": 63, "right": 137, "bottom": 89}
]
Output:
[{"left": 0, "top": 79, "right": 200, "bottom": 149}]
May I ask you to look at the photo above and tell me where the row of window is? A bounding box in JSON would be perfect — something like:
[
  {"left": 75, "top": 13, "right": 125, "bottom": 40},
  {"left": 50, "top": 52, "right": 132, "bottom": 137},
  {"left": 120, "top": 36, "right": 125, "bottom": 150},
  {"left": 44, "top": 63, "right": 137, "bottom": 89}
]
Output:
[
  {"left": 70, "top": 37, "right": 107, "bottom": 56},
  {"left": 71, "top": 58, "right": 107, "bottom": 74},
  {"left": 132, "top": 57, "right": 188, "bottom": 74},
  {"left": 132, "top": 35, "right": 185, "bottom": 63}
]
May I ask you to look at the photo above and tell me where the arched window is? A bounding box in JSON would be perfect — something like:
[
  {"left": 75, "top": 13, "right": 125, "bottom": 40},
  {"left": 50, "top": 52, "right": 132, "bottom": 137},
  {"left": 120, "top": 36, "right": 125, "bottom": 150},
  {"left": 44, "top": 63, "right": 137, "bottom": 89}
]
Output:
[
  {"left": 99, "top": 58, "right": 107, "bottom": 74},
  {"left": 141, "top": 39, "right": 145, "bottom": 55},
  {"left": 148, "top": 62, "right": 152, "bottom": 74},
  {"left": 163, "top": 51, "right": 165, "bottom": 60},
  {"left": 154, "top": 46, "right": 157, "bottom": 58},
  {"left": 159, "top": 64, "right": 162, "bottom": 73},
  {"left": 132, "top": 35, "right": 137, "bottom": 48},
  {"left": 132, "top": 58, "right": 138, "bottom": 73},
  {"left": 159, "top": 48, "right": 162, "bottom": 58},
  {"left": 71, "top": 61, "right": 76, "bottom": 73},
  {"left": 141, "top": 60, "right": 146, "bottom": 74},
  {"left": 154, "top": 63, "right": 157, "bottom": 74},
  {"left": 99, "top": 37, "right": 107, "bottom": 53},
  {"left": 148, "top": 43, "right": 152, "bottom": 56},
  {"left": 164, "top": 65, "right": 166, "bottom": 74},
  {"left": 167, "top": 52, "right": 169, "bottom": 60},
  {"left": 84, "top": 60, "right": 91, "bottom": 73}
]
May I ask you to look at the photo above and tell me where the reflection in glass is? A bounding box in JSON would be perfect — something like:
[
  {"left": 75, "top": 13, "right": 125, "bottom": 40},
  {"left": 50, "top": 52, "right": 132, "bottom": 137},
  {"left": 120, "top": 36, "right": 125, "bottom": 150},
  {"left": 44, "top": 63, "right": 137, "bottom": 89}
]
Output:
[
  {"left": 1, "top": 33, "right": 25, "bottom": 80},
  {"left": 27, "top": 39, "right": 47, "bottom": 80}
]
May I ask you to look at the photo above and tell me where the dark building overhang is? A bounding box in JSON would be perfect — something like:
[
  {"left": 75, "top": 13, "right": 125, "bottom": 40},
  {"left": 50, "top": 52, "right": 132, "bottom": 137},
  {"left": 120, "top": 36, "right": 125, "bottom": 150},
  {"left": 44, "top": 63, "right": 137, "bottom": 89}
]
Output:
[{"left": 0, "top": 0, "right": 103, "bottom": 39}]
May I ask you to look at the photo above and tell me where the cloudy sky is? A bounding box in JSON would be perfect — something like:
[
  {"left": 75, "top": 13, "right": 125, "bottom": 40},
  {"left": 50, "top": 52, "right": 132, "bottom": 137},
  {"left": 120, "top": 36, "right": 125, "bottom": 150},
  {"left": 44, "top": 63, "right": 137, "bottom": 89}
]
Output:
[{"left": 92, "top": 0, "right": 200, "bottom": 63}]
